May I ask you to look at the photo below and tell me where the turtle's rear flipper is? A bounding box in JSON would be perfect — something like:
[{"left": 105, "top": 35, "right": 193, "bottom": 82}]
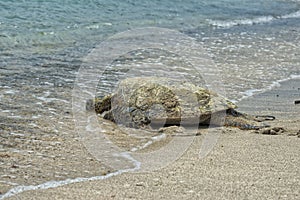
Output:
[
  {"left": 235, "top": 123, "right": 270, "bottom": 130},
  {"left": 227, "top": 109, "right": 275, "bottom": 122},
  {"left": 224, "top": 114, "right": 270, "bottom": 130},
  {"left": 254, "top": 115, "right": 276, "bottom": 122}
]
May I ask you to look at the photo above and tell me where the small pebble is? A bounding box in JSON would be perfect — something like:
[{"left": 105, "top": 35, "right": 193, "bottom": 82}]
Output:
[
  {"left": 196, "top": 130, "right": 201, "bottom": 136},
  {"left": 11, "top": 164, "right": 19, "bottom": 169},
  {"left": 153, "top": 178, "right": 162, "bottom": 186},
  {"left": 135, "top": 182, "right": 145, "bottom": 187},
  {"left": 1, "top": 175, "right": 11, "bottom": 179},
  {"left": 101, "top": 171, "right": 107, "bottom": 176}
]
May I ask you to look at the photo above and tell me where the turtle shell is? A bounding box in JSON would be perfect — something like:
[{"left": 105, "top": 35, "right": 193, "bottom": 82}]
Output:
[{"left": 106, "top": 77, "right": 237, "bottom": 128}]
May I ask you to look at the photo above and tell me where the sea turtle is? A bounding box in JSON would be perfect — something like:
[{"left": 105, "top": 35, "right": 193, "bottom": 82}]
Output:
[{"left": 87, "top": 77, "right": 274, "bottom": 130}]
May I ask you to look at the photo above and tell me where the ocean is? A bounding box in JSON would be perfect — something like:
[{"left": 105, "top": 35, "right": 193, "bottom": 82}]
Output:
[
  {"left": 1, "top": 0, "right": 300, "bottom": 97},
  {"left": 0, "top": 0, "right": 300, "bottom": 198}
]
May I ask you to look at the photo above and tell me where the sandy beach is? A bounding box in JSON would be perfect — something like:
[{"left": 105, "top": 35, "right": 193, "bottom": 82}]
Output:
[{"left": 2, "top": 79, "right": 299, "bottom": 200}]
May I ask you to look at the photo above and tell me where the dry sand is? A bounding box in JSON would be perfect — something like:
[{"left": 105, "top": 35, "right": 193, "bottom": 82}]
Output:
[{"left": 2, "top": 78, "right": 300, "bottom": 200}]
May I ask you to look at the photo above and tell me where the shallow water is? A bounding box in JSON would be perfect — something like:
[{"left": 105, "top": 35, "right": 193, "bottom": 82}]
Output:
[{"left": 1, "top": 0, "right": 300, "bottom": 198}]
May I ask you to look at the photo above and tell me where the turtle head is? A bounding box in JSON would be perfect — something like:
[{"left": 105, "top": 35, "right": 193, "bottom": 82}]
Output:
[{"left": 86, "top": 95, "right": 112, "bottom": 114}]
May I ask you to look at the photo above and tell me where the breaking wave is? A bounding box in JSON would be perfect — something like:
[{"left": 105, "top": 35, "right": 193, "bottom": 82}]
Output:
[{"left": 208, "top": 10, "right": 300, "bottom": 28}]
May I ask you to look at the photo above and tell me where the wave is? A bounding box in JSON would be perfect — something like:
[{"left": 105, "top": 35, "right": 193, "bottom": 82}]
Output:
[
  {"left": 237, "top": 74, "right": 300, "bottom": 102},
  {"left": 207, "top": 10, "right": 300, "bottom": 28},
  {"left": 281, "top": 10, "right": 300, "bottom": 18}
]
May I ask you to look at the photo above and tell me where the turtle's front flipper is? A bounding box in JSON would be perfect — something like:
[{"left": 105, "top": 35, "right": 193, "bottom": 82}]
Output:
[
  {"left": 224, "top": 109, "right": 271, "bottom": 130},
  {"left": 86, "top": 95, "right": 112, "bottom": 114}
]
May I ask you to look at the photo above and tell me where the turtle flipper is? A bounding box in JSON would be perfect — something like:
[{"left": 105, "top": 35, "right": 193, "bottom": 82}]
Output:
[
  {"left": 224, "top": 109, "right": 271, "bottom": 130},
  {"left": 254, "top": 115, "right": 275, "bottom": 122},
  {"left": 224, "top": 116, "right": 270, "bottom": 130},
  {"left": 86, "top": 95, "right": 112, "bottom": 114}
]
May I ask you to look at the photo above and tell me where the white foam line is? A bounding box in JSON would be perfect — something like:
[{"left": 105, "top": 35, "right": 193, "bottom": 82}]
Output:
[
  {"left": 131, "top": 134, "right": 167, "bottom": 152},
  {"left": 237, "top": 74, "right": 300, "bottom": 102},
  {"left": 36, "top": 96, "right": 69, "bottom": 104},
  {"left": 282, "top": 10, "right": 300, "bottom": 19},
  {"left": 208, "top": 10, "right": 300, "bottom": 28},
  {"left": 208, "top": 16, "right": 275, "bottom": 28},
  {"left": 0, "top": 152, "right": 141, "bottom": 200}
]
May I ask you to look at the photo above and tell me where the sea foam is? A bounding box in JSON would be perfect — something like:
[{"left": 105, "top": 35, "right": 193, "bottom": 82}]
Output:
[
  {"left": 208, "top": 10, "right": 300, "bottom": 28},
  {"left": 0, "top": 153, "right": 141, "bottom": 200},
  {"left": 238, "top": 74, "right": 300, "bottom": 102}
]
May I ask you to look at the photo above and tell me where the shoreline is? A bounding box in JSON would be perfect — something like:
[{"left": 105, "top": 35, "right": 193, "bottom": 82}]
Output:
[
  {"left": 236, "top": 74, "right": 300, "bottom": 103},
  {"left": 2, "top": 76, "right": 300, "bottom": 199},
  {"left": 0, "top": 153, "right": 140, "bottom": 200}
]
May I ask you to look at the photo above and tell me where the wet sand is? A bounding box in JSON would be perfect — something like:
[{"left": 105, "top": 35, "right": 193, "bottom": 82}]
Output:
[{"left": 2, "top": 79, "right": 299, "bottom": 199}]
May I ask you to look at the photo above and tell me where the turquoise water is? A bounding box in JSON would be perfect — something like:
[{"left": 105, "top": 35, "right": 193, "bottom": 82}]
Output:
[
  {"left": 1, "top": 0, "right": 300, "bottom": 90},
  {"left": 1, "top": 0, "right": 300, "bottom": 55}
]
